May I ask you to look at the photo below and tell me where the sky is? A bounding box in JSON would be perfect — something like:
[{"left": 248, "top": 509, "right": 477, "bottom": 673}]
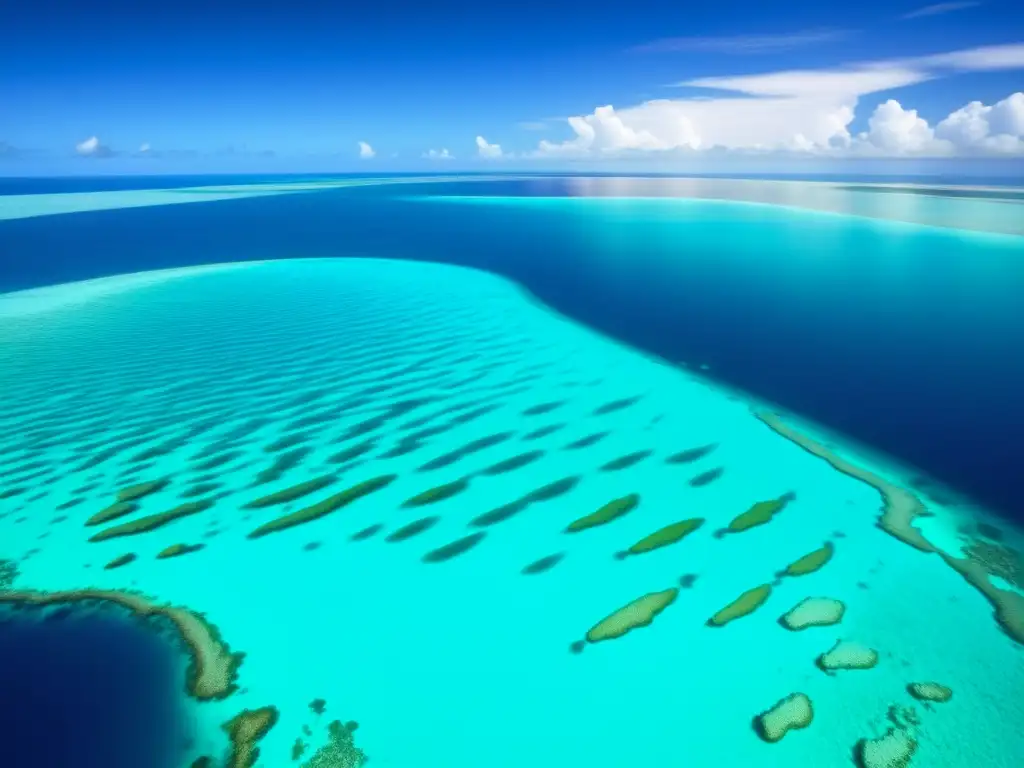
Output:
[{"left": 1, "top": 0, "right": 1023, "bottom": 175}]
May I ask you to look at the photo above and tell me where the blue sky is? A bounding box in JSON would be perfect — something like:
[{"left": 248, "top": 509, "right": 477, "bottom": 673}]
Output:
[{"left": 1, "top": 0, "right": 1022, "bottom": 174}]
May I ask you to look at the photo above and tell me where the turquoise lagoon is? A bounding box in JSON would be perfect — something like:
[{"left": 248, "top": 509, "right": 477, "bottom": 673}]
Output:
[{"left": 0, "top": 176, "right": 1022, "bottom": 768}]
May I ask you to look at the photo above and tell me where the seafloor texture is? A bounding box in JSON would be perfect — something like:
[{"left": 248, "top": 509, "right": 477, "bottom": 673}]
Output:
[{"left": 1, "top": 258, "right": 1022, "bottom": 768}]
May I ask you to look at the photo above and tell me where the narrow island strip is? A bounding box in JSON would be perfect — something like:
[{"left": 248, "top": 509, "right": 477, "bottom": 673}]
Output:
[
  {"left": 0, "top": 589, "right": 244, "bottom": 700},
  {"left": 755, "top": 410, "right": 1024, "bottom": 645}
]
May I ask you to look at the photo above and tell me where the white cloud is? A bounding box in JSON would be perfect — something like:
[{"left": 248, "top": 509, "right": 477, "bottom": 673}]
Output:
[
  {"left": 75, "top": 136, "right": 115, "bottom": 157},
  {"left": 358, "top": 141, "right": 375, "bottom": 159},
  {"left": 423, "top": 148, "right": 454, "bottom": 160},
  {"left": 531, "top": 43, "right": 1024, "bottom": 159},
  {"left": 900, "top": 2, "right": 981, "bottom": 20},
  {"left": 632, "top": 29, "right": 848, "bottom": 55},
  {"left": 475, "top": 135, "right": 503, "bottom": 158},
  {"left": 138, "top": 142, "right": 151, "bottom": 154}
]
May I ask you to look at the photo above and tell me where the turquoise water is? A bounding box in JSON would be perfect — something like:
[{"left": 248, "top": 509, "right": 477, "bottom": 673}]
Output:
[{"left": 1, "top": 177, "right": 1023, "bottom": 768}]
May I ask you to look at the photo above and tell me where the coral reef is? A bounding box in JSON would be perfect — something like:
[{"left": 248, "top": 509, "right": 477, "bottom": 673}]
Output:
[
  {"left": 401, "top": 478, "right": 470, "bottom": 507},
  {"left": 816, "top": 640, "right": 878, "bottom": 672},
  {"left": 782, "top": 542, "right": 835, "bottom": 577},
  {"left": 780, "top": 597, "right": 845, "bottom": 630},
  {"left": 156, "top": 543, "right": 206, "bottom": 559},
  {"left": 566, "top": 494, "right": 639, "bottom": 533},
  {"left": 249, "top": 475, "right": 396, "bottom": 538},
  {"left": 104, "top": 553, "right": 137, "bottom": 570},
  {"left": 754, "top": 693, "right": 813, "bottom": 743},
  {"left": 89, "top": 500, "right": 214, "bottom": 542},
  {"left": 717, "top": 493, "right": 795, "bottom": 537},
  {"left": 907, "top": 682, "right": 952, "bottom": 703},
  {"left": 855, "top": 727, "right": 917, "bottom": 768},
  {"left": 963, "top": 539, "right": 1022, "bottom": 588},
  {"left": 584, "top": 587, "right": 678, "bottom": 644},
  {"left": 0, "top": 558, "right": 19, "bottom": 590},
  {"left": 223, "top": 706, "right": 280, "bottom": 768},
  {"left": 86, "top": 501, "right": 140, "bottom": 526},
  {"left": 117, "top": 478, "right": 169, "bottom": 502},
  {"left": 616, "top": 518, "right": 704, "bottom": 559},
  {"left": 300, "top": 719, "right": 367, "bottom": 768},
  {"left": 243, "top": 475, "right": 338, "bottom": 509},
  {"left": 707, "top": 584, "right": 772, "bottom": 627}
]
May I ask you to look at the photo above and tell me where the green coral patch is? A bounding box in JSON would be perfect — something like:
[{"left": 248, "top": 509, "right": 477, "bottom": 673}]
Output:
[
  {"left": 116, "top": 478, "right": 169, "bottom": 502},
  {"left": 566, "top": 494, "right": 639, "bottom": 533},
  {"left": 401, "top": 478, "right": 470, "bottom": 507},
  {"left": 89, "top": 500, "right": 215, "bottom": 542},
  {"left": 783, "top": 542, "right": 835, "bottom": 577},
  {"left": 707, "top": 583, "right": 772, "bottom": 627},
  {"left": 243, "top": 475, "right": 337, "bottom": 509},
  {"left": 619, "top": 517, "right": 704, "bottom": 557},
  {"left": 86, "top": 501, "right": 139, "bottom": 526},
  {"left": 248, "top": 475, "right": 396, "bottom": 538}
]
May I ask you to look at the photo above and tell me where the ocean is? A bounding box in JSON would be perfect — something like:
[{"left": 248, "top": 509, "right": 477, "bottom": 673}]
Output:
[{"left": 0, "top": 174, "right": 1022, "bottom": 768}]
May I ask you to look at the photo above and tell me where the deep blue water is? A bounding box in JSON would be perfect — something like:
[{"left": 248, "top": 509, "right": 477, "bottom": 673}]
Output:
[
  {"left": 0, "top": 605, "right": 192, "bottom": 768},
  {"left": 1, "top": 175, "right": 1022, "bottom": 528}
]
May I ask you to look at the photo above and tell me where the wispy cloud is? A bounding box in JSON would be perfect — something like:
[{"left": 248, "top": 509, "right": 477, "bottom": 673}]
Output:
[
  {"left": 75, "top": 136, "right": 116, "bottom": 158},
  {"left": 631, "top": 28, "right": 849, "bottom": 55},
  {"left": 900, "top": 2, "right": 981, "bottom": 20},
  {"left": 358, "top": 141, "right": 375, "bottom": 159},
  {"left": 422, "top": 148, "right": 454, "bottom": 160},
  {"left": 517, "top": 121, "right": 549, "bottom": 131}
]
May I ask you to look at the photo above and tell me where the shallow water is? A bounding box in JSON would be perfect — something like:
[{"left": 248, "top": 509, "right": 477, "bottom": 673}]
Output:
[{"left": 1, "top": 175, "right": 1022, "bottom": 767}]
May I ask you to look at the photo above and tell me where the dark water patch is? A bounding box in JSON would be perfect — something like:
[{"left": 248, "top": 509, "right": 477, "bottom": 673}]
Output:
[
  {"left": 470, "top": 499, "right": 530, "bottom": 527},
  {"left": 418, "top": 432, "right": 514, "bottom": 471},
  {"left": 336, "top": 414, "right": 389, "bottom": 442},
  {"left": 522, "top": 401, "right": 565, "bottom": 416},
  {"left": 523, "top": 423, "right": 566, "bottom": 441},
  {"left": 479, "top": 450, "right": 545, "bottom": 476},
  {"left": 593, "top": 396, "right": 642, "bottom": 416},
  {"left": 600, "top": 450, "right": 652, "bottom": 472},
  {"left": 0, "top": 604, "right": 194, "bottom": 768},
  {"left": 448, "top": 404, "right": 498, "bottom": 425},
  {"left": 130, "top": 435, "right": 189, "bottom": 463},
  {"left": 385, "top": 516, "right": 440, "bottom": 542},
  {"left": 422, "top": 531, "right": 486, "bottom": 563},
  {"left": 526, "top": 476, "right": 581, "bottom": 503},
  {"left": 379, "top": 439, "right": 423, "bottom": 459},
  {"left": 976, "top": 522, "right": 1005, "bottom": 541},
  {"left": 521, "top": 552, "right": 565, "bottom": 575},
  {"left": 564, "top": 431, "right": 609, "bottom": 450},
  {"left": 219, "top": 417, "right": 270, "bottom": 443},
  {"left": 679, "top": 573, "right": 699, "bottom": 589},
  {"left": 118, "top": 479, "right": 169, "bottom": 503},
  {"left": 194, "top": 450, "right": 243, "bottom": 472},
  {"left": 86, "top": 501, "right": 140, "bottom": 527},
  {"left": 0, "top": 486, "right": 27, "bottom": 499},
  {"left": 254, "top": 447, "right": 311, "bottom": 485},
  {"left": 73, "top": 481, "right": 101, "bottom": 495},
  {"left": 327, "top": 440, "right": 376, "bottom": 464},
  {"left": 689, "top": 467, "right": 724, "bottom": 487},
  {"left": 665, "top": 444, "right": 718, "bottom": 464},
  {"left": 401, "top": 478, "right": 470, "bottom": 508},
  {"left": 56, "top": 497, "right": 85, "bottom": 511},
  {"left": 180, "top": 482, "right": 222, "bottom": 499},
  {"left": 350, "top": 523, "right": 383, "bottom": 541},
  {"left": 263, "top": 432, "right": 312, "bottom": 453}
]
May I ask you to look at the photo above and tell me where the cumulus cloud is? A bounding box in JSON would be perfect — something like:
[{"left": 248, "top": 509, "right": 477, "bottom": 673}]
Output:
[
  {"left": 358, "top": 141, "right": 375, "bottom": 159},
  {"left": 632, "top": 29, "right": 848, "bottom": 55},
  {"left": 75, "top": 136, "right": 115, "bottom": 158},
  {"left": 475, "top": 135, "right": 503, "bottom": 158},
  {"left": 531, "top": 43, "right": 1024, "bottom": 159},
  {"left": 900, "top": 2, "right": 981, "bottom": 20},
  {"left": 138, "top": 142, "right": 151, "bottom": 153},
  {"left": 423, "top": 148, "right": 454, "bottom": 160}
]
